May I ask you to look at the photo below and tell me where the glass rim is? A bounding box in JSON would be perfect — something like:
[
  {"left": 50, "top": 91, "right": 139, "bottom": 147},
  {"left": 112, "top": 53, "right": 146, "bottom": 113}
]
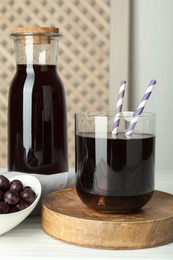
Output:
[{"left": 75, "top": 111, "right": 156, "bottom": 118}]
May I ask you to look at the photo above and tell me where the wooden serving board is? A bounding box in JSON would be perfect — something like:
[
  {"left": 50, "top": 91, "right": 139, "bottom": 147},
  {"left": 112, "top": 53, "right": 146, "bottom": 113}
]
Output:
[{"left": 41, "top": 189, "right": 173, "bottom": 249}]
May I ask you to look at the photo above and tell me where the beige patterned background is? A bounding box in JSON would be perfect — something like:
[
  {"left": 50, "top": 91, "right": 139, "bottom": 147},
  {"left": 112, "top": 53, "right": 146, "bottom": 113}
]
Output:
[{"left": 0, "top": 0, "right": 110, "bottom": 168}]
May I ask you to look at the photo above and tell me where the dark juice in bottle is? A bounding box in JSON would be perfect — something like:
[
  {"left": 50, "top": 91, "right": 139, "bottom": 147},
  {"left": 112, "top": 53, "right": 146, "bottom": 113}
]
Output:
[{"left": 8, "top": 64, "right": 68, "bottom": 174}]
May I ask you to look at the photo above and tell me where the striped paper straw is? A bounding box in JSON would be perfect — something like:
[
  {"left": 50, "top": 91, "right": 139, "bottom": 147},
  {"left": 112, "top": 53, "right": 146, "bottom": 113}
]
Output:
[
  {"left": 126, "top": 80, "right": 156, "bottom": 136},
  {"left": 112, "top": 80, "right": 126, "bottom": 135}
]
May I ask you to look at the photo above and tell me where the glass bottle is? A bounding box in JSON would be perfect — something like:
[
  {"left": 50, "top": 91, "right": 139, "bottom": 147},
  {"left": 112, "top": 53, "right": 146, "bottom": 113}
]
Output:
[{"left": 8, "top": 27, "right": 68, "bottom": 174}]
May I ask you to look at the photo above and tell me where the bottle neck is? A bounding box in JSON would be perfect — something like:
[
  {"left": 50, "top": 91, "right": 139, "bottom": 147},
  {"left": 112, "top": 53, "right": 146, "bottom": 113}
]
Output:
[{"left": 13, "top": 35, "right": 60, "bottom": 65}]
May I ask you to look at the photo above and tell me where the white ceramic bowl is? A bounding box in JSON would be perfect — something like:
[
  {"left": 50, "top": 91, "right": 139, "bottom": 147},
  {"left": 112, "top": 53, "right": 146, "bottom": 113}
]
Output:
[{"left": 0, "top": 175, "right": 41, "bottom": 236}]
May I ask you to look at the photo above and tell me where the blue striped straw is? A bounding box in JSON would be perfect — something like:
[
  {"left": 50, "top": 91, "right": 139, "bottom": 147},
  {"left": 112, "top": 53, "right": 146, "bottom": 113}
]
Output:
[
  {"left": 112, "top": 80, "right": 126, "bottom": 135},
  {"left": 126, "top": 80, "right": 156, "bottom": 136}
]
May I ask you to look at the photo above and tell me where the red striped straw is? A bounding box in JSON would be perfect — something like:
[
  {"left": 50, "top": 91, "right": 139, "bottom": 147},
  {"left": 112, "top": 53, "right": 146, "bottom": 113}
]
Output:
[
  {"left": 112, "top": 80, "right": 126, "bottom": 135},
  {"left": 125, "top": 80, "right": 156, "bottom": 136}
]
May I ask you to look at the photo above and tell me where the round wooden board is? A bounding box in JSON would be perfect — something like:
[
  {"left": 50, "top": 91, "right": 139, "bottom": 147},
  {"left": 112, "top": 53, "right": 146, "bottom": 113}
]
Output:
[{"left": 41, "top": 189, "right": 173, "bottom": 249}]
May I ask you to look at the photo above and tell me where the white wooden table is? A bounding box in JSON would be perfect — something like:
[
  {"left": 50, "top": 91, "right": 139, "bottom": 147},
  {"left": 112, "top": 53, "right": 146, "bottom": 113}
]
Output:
[{"left": 0, "top": 169, "right": 173, "bottom": 260}]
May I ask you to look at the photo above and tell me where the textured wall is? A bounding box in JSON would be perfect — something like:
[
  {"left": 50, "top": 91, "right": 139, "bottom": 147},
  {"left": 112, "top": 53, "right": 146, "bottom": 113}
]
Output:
[{"left": 0, "top": 0, "right": 110, "bottom": 168}]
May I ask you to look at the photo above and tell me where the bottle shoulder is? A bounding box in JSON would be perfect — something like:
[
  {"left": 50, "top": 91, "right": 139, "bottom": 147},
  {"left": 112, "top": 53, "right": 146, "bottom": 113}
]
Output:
[{"left": 9, "top": 64, "right": 64, "bottom": 93}]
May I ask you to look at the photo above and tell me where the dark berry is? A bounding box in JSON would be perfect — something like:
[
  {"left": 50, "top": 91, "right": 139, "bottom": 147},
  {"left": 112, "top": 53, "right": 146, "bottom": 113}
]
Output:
[
  {"left": 0, "top": 202, "right": 9, "bottom": 214},
  {"left": 0, "top": 190, "right": 4, "bottom": 201},
  {"left": 23, "top": 186, "right": 32, "bottom": 191},
  {"left": 0, "top": 175, "right": 10, "bottom": 191},
  {"left": 9, "top": 205, "right": 18, "bottom": 213},
  {"left": 4, "top": 190, "right": 19, "bottom": 205},
  {"left": 15, "top": 200, "right": 29, "bottom": 211},
  {"left": 10, "top": 180, "right": 23, "bottom": 193},
  {"left": 20, "top": 189, "right": 36, "bottom": 204}
]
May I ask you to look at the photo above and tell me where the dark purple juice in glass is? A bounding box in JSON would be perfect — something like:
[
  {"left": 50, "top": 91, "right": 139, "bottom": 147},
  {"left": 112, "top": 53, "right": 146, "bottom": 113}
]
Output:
[
  {"left": 75, "top": 132, "right": 155, "bottom": 213},
  {"left": 8, "top": 64, "right": 68, "bottom": 174}
]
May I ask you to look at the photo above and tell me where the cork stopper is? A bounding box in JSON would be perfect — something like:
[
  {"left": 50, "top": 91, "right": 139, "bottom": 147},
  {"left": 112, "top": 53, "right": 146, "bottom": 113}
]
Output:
[
  {"left": 13, "top": 27, "right": 59, "bottom": 34},
  {"left": 11, "top": 27, "right": 60, "bottom": 44}
]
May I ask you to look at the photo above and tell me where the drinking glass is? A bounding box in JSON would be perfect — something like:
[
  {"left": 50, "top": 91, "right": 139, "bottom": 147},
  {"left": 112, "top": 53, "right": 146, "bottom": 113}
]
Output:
[{"left": 75, "top": 111, "right": 156, "bottom": 213}]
